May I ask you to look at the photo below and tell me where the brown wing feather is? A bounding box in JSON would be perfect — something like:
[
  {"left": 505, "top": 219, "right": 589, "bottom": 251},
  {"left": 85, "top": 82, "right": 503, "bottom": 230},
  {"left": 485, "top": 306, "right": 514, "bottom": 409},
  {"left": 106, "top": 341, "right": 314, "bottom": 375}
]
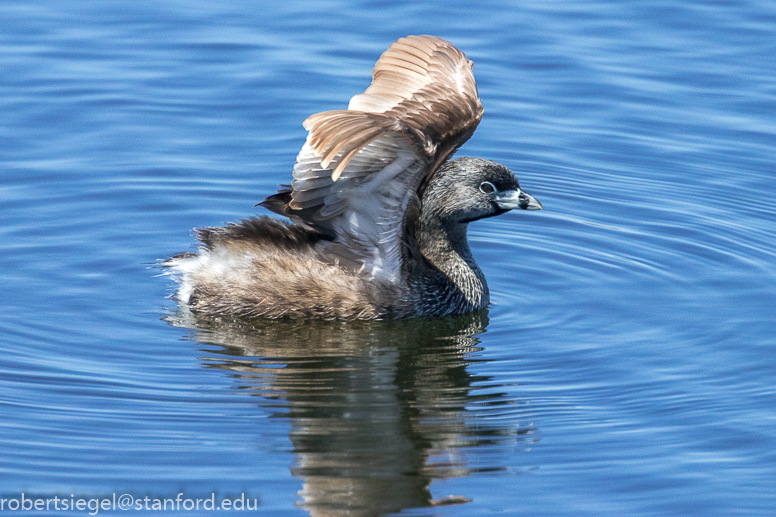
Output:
[
  {"left": 261, "top": 35, "right": 484, "bottom": 280},
  {"left": 303, "top": 35, "right": 483, "bottom": 180}
]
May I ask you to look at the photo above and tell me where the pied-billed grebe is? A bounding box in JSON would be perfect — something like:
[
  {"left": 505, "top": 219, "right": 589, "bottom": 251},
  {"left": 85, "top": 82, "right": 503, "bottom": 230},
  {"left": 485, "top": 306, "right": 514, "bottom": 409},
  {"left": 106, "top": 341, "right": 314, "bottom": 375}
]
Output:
[{"left": 165, "top": 35, "right": 542, "bottom": 320}]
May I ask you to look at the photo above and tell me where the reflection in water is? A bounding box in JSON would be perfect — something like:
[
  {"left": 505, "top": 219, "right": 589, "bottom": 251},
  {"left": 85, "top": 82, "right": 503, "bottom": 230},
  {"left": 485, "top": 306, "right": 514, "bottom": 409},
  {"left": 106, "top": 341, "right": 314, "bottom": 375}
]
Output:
[{"left": 166, "top": 310, "right": 538, "bottom": 516}]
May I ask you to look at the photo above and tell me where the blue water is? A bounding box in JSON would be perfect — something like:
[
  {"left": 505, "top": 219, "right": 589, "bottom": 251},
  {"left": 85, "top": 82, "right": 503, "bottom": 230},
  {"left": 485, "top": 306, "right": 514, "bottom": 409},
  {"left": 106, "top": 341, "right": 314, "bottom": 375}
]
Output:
[{"left": 2, "top": 0, "right": 775, "bottom": 515}]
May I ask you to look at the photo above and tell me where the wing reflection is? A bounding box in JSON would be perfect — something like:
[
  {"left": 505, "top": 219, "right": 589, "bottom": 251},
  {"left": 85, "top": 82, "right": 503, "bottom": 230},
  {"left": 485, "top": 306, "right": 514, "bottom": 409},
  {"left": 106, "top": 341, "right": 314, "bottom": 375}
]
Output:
[{"left": 166, "top": 310, "right": 538, "bottom": 516}]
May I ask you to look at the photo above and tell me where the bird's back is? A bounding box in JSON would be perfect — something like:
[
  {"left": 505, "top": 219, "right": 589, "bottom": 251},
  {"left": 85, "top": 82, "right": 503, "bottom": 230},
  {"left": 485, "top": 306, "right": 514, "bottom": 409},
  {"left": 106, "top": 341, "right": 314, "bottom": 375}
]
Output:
[{"left": 165, "top": 217, "right": 411, "bottom": 319}]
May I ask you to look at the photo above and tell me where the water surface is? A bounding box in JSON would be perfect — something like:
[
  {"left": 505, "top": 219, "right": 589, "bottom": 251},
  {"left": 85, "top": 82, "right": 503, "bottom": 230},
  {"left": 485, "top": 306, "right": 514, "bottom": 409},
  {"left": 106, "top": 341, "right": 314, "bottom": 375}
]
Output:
[{"left": 1, "top": 0, "right": 775, "bottom": 515}]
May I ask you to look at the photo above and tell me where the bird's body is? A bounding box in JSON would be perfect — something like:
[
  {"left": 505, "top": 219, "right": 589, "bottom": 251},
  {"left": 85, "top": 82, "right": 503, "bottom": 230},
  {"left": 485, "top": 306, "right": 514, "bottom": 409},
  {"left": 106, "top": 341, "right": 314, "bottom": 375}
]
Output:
[{"left": 165, "top": 36, "right": 541, "bottom": 320}]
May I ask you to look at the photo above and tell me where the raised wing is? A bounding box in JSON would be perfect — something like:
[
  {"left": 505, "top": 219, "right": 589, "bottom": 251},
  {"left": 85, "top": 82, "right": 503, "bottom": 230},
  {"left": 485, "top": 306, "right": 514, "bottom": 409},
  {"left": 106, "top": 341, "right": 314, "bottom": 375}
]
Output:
[{"left": 261, "top": 35, "right": 483, "bottom": 281}]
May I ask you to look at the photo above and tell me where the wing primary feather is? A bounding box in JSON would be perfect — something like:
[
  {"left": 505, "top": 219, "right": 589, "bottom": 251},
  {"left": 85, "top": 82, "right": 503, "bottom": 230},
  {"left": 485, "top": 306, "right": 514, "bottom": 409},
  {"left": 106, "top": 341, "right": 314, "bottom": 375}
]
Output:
[
  {"left": 330, "top": 132, "right": 385, "bottom": 181},
  {"left": 321, "top": 126, "right": 383, "bottom": 169},
  {"left": 313, "top": 117, "right": 371, "bottom": 155}
]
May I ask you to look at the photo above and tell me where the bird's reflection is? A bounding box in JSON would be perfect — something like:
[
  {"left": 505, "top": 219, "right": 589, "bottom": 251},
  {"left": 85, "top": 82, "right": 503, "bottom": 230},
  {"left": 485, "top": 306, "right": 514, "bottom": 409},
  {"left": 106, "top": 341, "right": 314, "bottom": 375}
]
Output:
[{"left": 166, "top": 310, "right": 538, "bottom": 516}]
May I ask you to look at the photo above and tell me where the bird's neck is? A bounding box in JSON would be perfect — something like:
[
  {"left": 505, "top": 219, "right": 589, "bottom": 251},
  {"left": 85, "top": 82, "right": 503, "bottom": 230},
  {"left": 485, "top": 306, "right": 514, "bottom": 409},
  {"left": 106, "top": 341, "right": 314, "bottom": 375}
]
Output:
[{"left": 415, "top": 217, "right": 489, "bottom": 313}]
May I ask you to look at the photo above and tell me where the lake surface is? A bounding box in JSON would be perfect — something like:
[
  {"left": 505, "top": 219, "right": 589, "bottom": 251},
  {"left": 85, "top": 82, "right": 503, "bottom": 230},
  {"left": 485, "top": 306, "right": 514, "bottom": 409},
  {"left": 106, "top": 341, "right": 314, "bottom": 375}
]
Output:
[{"left": 2, "top": 0, "right": 775, "bottom": 515}]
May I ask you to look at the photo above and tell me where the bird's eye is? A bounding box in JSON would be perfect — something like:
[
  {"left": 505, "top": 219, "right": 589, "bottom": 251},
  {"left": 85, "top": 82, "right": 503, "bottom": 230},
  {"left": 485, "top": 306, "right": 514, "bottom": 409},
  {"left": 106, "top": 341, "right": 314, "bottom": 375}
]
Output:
[{"left": 479, "top": 181, "right": 497, "bottom": 194}]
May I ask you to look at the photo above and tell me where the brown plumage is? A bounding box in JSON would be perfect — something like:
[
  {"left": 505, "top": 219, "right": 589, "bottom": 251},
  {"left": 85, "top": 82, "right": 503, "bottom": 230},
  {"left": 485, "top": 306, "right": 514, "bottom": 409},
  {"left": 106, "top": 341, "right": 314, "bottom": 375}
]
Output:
[
  {"left": 303, "top": 35, "right": 483, "bottom": 180},
  {"left": 164, "top": 35, "right": 542, "bottom": 320}
]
